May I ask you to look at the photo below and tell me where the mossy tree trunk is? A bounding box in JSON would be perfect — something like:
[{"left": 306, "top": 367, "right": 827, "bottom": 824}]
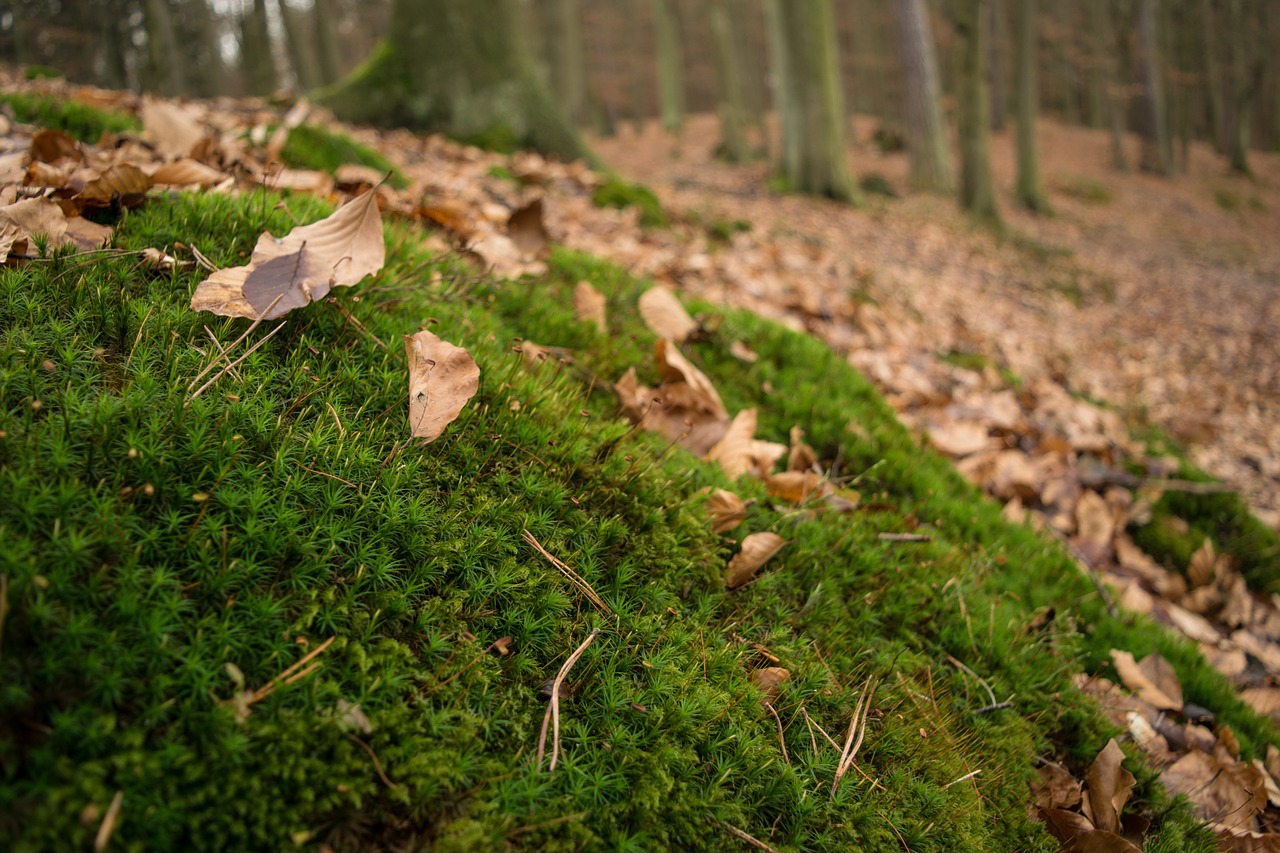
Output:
[
  {"left": 548, "top": 0, "right": 590, "bottom": 128},
  {"left": 239, "top": 0, "right": 278, "bottom": 96},
  {"left": 1133, "top": 0, "right": 1172, "bottom": 175},
  {"left": 279, "top": 2, "right": 321, "bottom": 92},
  {"left": 892, "top": 0, "right": 955, "bottom": 193},
  {"left": 956, "top": 0, "right": 1001, "bottom": 223},
  {"left": 652, "top": 0, "right": 685, "bottom": 132},
  {"left": 710, "top": 0, "right": 751, "bottom": 162},
  {"left": 769, "top": 0, "right": 860, "bottom": 203},
  {"left": 1014, "top": 0, "right": 1050, "bottom": 211},
  {"left": 987, "top": 0, "right": 1008, "bottom": 131},
  {"left": 143, "top": 0, "right": 187, "bottom": 96},
  {"left": 312, "top": 0, "right": 344, "bottom": 86},
  {"left": 1223, "top": 0, "right": 1262, "bottom": 174},
  {"left": 320, "top": 0, "right": 591, "bottom": 163}
]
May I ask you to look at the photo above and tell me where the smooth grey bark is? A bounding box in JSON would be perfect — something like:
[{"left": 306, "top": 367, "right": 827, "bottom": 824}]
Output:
[
  {"left": 320, "top": 0, "right": 591, "bottom": 163},
  {"left": 710, "top": 0, "right": 751, "bottom": 161},
  {"left": 891, "top": 0, "right": 955, "bottom": 193},
  {"left": 652, "top": 0, "right": 685, "bottom": 132},
  {"left": 1014, "top": 0, "right": 1049, "bottom": 211},
  {"left": 1134, "top": 0, "right": 1172, "bottom": 174},
  {"left": 956, "top": 0, "right": 1001, "bottom": 223}
]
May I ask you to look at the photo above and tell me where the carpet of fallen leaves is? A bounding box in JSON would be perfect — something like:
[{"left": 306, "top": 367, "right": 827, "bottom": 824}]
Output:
[{"left": 4, "top": 71, "right": 1280, "bottom": 848}]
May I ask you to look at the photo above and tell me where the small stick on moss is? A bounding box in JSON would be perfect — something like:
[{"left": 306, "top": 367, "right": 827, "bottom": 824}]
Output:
[
  {"left": 974, "top": 700, "right": 1013, "bottom": 715},
  {"left": 328, "top": 297, "right": 387, "bottom": 350},
  {"left": 123, "top": 305, "right": 154, "bottom": 375},
  {"left": 522, "top": 530, "right": 613, "bottom": 617},
  {"left": 943, "top": 769, "right": 982, "bottom": 788},
  {"left": 252, "top": 636, "right": 335, "bottom": 703},
  {"left": 878, "top": 532, "right": 931, "bottom": 543},
  {"left": 506, "top": 812, "right": 588, "bottom": 838},
  {"left": 763, "top": 701, "right": 789, "bottom": 764},
  {"left": 831, "top": 676, "right": 876, "bottom": 798},
  {"left": 0, "top": 575, "right": 7, "bottom": 659},
  {"left": 345, "top": 733, "right": 398, "bottom": 790},
  {"left": 717, "top": 820, "right": 779, "bottom": 853},
  {"left": 537, "top": 627, "right": 601, "bottom": 772},
  {"left": 186, "top": 321, "right": 288, "bottom": 405},
  {"left": 946, "top": 655, "right": 997, "bottom": 708},
  {"left": 186, "top": 292, "right": 286, "bottom": 391},
  {"left": 93, "top": 790, "right": 123, "bottom": 853}
]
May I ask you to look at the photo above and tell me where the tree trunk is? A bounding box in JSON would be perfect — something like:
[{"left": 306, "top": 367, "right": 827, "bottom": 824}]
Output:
[
  {"left": 1082, "top": 0, "right": 1109, "bottom": 128},
  {"left": 710, "top": 0, "right": 751, "bottom": 162},
  {"left": 1014, "top": 0, "right": 1050, "bottom": 211},
  {"left": 186, "top": 0, "right": 229, "bottom": 97},
  {"left": 144, "top": 0, "right": 187, "bottom": 95},
  {"left": 279, "top": 1, "right": 321, "bottom": 92},
  {"left": 892, "top": 0, "right": 955, "bottom": 193},
  {"left": 96, "top": 0, "right": 131, "bottom": 90},
  {"left": 1103, "top": 0, "right": 1131, "bottom": 171},
  {"left": 240, "top": 0, "right": 278, "bottom": 96},
  {"left": 652, "top": 0, "right": 685, "bottom": 132},
  {"left": 320, "top": 0, "right": 591, "bottom": 163},
  {"left": 1133, "top": 0, "right": 1172, "bottom": 174},
  {"left": 766, "top": 0, "right": 860, "bottom": 202},
  {"left": 956, "top": 0, "right": 1001, "bottom": 223},
  {"left": 987, "top": 0, "right": 1007, "bottom": 131},
  {"left": 542, "top": 0, "right": 589, "bottom": 127},
  {"left": 1224, "top": 0, "right": 1257, "bottom": 173},
  {"left": 312, "top": 0, "right": 345, "bottom": 85}
]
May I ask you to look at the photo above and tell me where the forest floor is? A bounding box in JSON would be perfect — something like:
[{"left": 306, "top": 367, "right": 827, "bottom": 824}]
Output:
[{"left": 4, "top": 73, "right": 1280, "bottom": 851}]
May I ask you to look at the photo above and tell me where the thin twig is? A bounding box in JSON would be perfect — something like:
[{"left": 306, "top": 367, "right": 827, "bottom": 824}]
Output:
[
  {"left": 763, "top": 702, "right": 789, "bottom": 764},
  {"left": 832, "top": 676, "right": 876, "bottom": 798},
  {"left": 298, "top": 464, "right": 359, "bottom": 490},
  {"left": 203, "top": 326, "right": 243, "bottom": 382},
  {"left": 538, "top": 628, "right": 602, "bottom": 771},
  {"left": 251, "top": 636, "right": 335, "bottom": 703},
  {"left": 123, "top": 305, "right": 154, "bottom": 375},
  {"left": 345, "top": 733, "right": 398, "bottom": 790},
  {"left": 329, "top": 298, "right": 388, "bottom": 349},
  {"left": 186, "top": 292, "right": 285, "bottom": 391},
  {"left": 522, "top": 530, "right": 613, "bottom": 617},
  {"left": 93, "top": 790, "right": 124, "bottom": 853},
  {"left": 943, "top": 769, "right": 982, "bottom": 788},
  {"left": 946, "top": 655, "right": 997, "bottom": 707},
  {"left": 718, "top": 821, "right": 779, "bottom": 853},
  {"left": 803, "top": 707, "right": 843, "bottom": 752},
  {"left": 974, "top": 701, "right": 1013, "bottom": 715},
  {"left": 1142, "top": 478, "right": 1233, "bottom": 495},
  {"left": 877, "top": 532, "right": 932, "bottom": 543},
  {"left": 186, "top": 321, "right": 287, "bottom": 405}
]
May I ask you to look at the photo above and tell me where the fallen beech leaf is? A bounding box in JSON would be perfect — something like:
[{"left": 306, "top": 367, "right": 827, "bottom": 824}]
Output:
[
  {"left": 726, "top": 532, "right": 785, "bottom": 589},
  {"left": 334, "top": 162, "right": 387, "bottom": 190},
  {"left": 706, "top": 408, "right": 759, "bottom": 480},
  {"left": 417, "top": 199, "right": 475, "bottom": 237},
  {"left": 1085, "top": 739, "right": 1135, "bottom": 835},
  {"left": 1038, "top": 807, "right": 1095, "bottom": 845},
  {"left": 1164, "top": 749, "right": 1268, "bottom": 831},
  {"left": 574, "top": 281, "right": 606, "bottom": 333},
  {"left": 29, "top": 128, "right": 82, "bottom": 165},
  {"left": 0, "top": 197, "right": 67, "bottom": 246},
  {"left": 729, "top": 340, "right": 759, "bottom": 363},
  {"left": 63, "top": 217, "right": 113, "bottom": 251},
  {"left": 405, "top": 330, "right": 480, "bottom": 443},
  {"left": 263, "top": 167, "right": 334, "bottom": 195},
  {"left": 1069, "top": 831, "right": 1142, "bottom": 853},
  {"left": 1241, "top": 687, "right": 1280, "bottom": 719},
  {"left": 0, "top": 221, "right": 27, "bottom": 263},
  {"left": 77, "top": 164, "right": 152, "bottom": 211},
  {"left": 639, "top": 287, "right": 698, "bottom": 342},
  {"left": 654, "top": 339, "right": 728, "bottom": 420},
  {"left": 192, "top": 188, "right": 385, "bottom": 319},
  {"left": 766, "top": 471, "right": 828, "bottom": 503},
  {"left": 707, "top": 489, "right": 746, "bottom": 533},
  {"left": 787, "top": 426, "right": 818, "bottom": 472},
  {"left": 24, "top": 160, "right": 69, "bottom": 188},
  {"left": 1109, "top": 650, "right": 1183, "bottom": 711},
  {"left": 1032, "top": 764, "right": 1082, "bottom": 811},
  {"left": 141, "top": 98, "right": 206, "bottom": 159},
  {"left": 468, "top": 232, "right": 545, "bottom": 278},
  {"left": 508, "top": 197, "right": 549, "bottom": 259},
  {"left": 926, "top": 421, "right": 992, "bottom": 457},
  {"left": 1075, "top": 490, "right": 1115, "bottom": 564},
  {"left": 151, "top": 158, "right": 228, "bottom": 187},
  {"left": 753, "top": 667, "right": 790, "bottom": 703}
]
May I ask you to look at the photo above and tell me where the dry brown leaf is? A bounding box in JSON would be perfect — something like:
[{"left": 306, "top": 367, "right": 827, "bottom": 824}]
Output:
[
  {"left": 1075, "top": 490, "right": 1116, "bottom": 565},
  {"left": 1069, "top": 831, "right": 1143, "bottom": 853},
  {"left": 639, "top": 287, "right": 698, "bottom": 342},
  {"left": 766, "top": 471, "right": 828, "bottom": 503},
  {"left": 990, "top": 450, "right": 1043, "bottom": 500},
  {"left": 29, "top": 128, "right": 82, "bottom": 165},
  {"left": 0, "top": 197, "right": 67, "bottom": 247},
  {"left": 191, "top": 188, "right": 385, "bottom": 319},
  {"left": 508, "top": 197, "right": 549, "bottom": 259},
  {"left": 787, "top": 426, "right": 818, "bottom": 472},
  {"left": 726, "top": 532, "right": 785, "bottom": 589},
  {"left": 141, "top": 98, "right": 205, "bottom": 159},
  {"left": 753, "top": 667, "right": 790, "bottom": 703},
  {"left": 334, "top": 163, "right": 387, "bottom": 190},
  {"left": 0, "top": 221, "right": 27, "bottom": 263},
  {"left": 1032, "top": 764, "right": 1082, "bottom": 811},
  {"left": 706, "top": 408, "right": 758, "bottom": 480},
  {"left": 77, "top": 164, "right": 152, "bottom": 211},
  {"left": 63, "top": 217, "right": 113, "bottom": 251},
  {"left": 729, "top": 340, "right": 759, "bottom": 363},
  {"left": 927, "top": 421, "right": 992, "bottom": 457},
  {"left": 654, "top": 339, "right": 727, "bottom": 420},
  {"left": 1109, "top": 650, "right": 1183, "bottom": 711},
  {"left": 1164, "top": 749, "right": 1268, "bottom": 832},
  {"left": 573, "top": 281, "right": 607, "bottom": 333},
  {"left": 707, "top": 489, "right": 746, "bottom": 533},
  {"left": 150, "top": 158, "right": 228, "bottom": 187},
  {"left": 1241, "top": 688, "right": 1280, "bottom": 720},
  {"left": 1084, "top": 739, "right": 1135, "bottom": 835},
  {"left": 405, "top": 330, "right": 480, "bottom": 443},
  {"left": 263, "top": 168, "right": 334, "bottom": 195},
  {"left": 24, "top": 160, "right": 69, "bottom": 188},
  {"left": 1038, "top": 807, "right": 1095, "bottom": 845},
  {"left": 1188, "top": 538, "right": 1220, "bottom": 588}
]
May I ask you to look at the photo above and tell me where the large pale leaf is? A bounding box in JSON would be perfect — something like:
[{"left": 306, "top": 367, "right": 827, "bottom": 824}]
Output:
[
  {"left": 639, "top": 287, "right": 698, "bottom": 342},
  {"left": 405, "top": 330, "right": 480, "bottom": 443},
  {"left": 726, "top": 532, "right": 785, "bottom": 589}
]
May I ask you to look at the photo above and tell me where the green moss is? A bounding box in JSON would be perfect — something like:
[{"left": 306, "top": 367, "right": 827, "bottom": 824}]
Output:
[
  {"left": 280, "top": 124, "right": 407, "bottom": 189},
  {"left": 592, "top": 175, "right": 668, "bottom": 228},
  {"left": 1052, "top": 176, "right": 1112, "bottom": 205},
  {"left": 858, "top": 173, "right": 899, "bottom": 198},
  {"left": 22, "top": 66, "right": 62, "bottom": 81},
  {"left": 0, "top": 185, "right": 1266, "bottom": 851},
  {"left": 0, "top": 91, "right": 139, "bottom": 142}
]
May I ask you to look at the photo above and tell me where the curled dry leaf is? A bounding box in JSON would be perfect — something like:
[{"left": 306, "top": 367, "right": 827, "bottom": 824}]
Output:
[
  {"left": 753, "top": 667, "right": 790, "bottom": 704},
  {"left": 654, "top": 339, "right": 727, "bottom": 419},
  {"left": 705, "top": 408, "right": 758, "bottom": 480},
  {"left": 150, "top": 158, "right": 228, "bottom": 187},
  {"left": 1109, "top": 650, "right": 1183, "bottom": 712},
  {"left": 1188, "top": 538, "right": 1221, "bottom": 589},
  {"left": 77, "top": 163, "right": 152, "bottom": 211},
  {"left": 191, "top": 188, "right": 385, "bottom": 320},
  {"left": 573, "top": 281, "right": 607, "bottom": 333},
  {"left": 726, "top": 531, "right": 785, "bottom": 589},
  {"left": 1075, "top": 490, "right": 1116, "bottom": 565},
  {"left": 405, "top": 330, "right": 480, "bottom": 443},
  {"left": 0, "top": 197, "right": 67, "bottom": 247},
  {"left": 639, "top": 287, "right": 698, "bottom": 342},
  {"left": 766, "top": 471, "right": 828, "bottom": 503},
  {"left": 507, "top": 197, "right": 549, "bottom": 260},
  {"left": 0, "top": 221, "right": 27, "bottom": 263},
  {"left": 1084, "top": 739, "right": 1135, "bottom": 835},
  {"left": 29, "top": 128, "right": 82, "bottom": 165},
  {"left": 141, "top": 98, "right": 206, "bottom": 160},
  {"left": 1033, "top": 764, "right": 1082, "bottom": 811},
  {"left": 788, "top": 426, "right": 818, "bottom": 472},
  {"left": 707, "top": 489, "right": 746, "bottom": 533}
]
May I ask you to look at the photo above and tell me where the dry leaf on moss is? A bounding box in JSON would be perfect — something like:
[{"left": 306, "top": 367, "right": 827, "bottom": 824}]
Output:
[
  {"left": 1109, "top": 650, "right": 1183, "bottom": 711},
  {"left": 191, "top": 188, "right": 385, "bottom": 319},
  {"left": 1084, "top": 739, "right": 1135, "bottom": 835},
  {"left": 766, "top": 471, "right": 828, "bottom": 503},
  {"left": 141, "top": 98, "right": 206, "bottom": 159},
  {"left": 77, "top": 163, "right": 152, "bottom": 211},
  {"left": 0, "top": 197, "right": 67, "bottom": 247},
  {"left": 574, "top": 281, "right": 606, "bottom": 333},
  {"left": 405, "top": 330, "right": 480, "bottom": 443},
  {"left": 508, "top": 197, "right": 549, "bottom": 259},
  {"left": 654, "top": 339, "right": 727, "bottom": 419},
  {"left": 927, "top": 421, "right": 992, "bottom": 457},
  {"left": 1188, "top": 539, "right": 1222, "bottom": 589},
  {"left": 29, "top": 128, "right": 82, "bottom": 165},
  {"left": 726, "top": 532, "right": 785, "bottom": 589},
  {"left": 787, "top": 426, "right": 818, "bottom": 472},
  {"left": 707, "top": 489, "right": 746, "bottom": 533},
  {"left": 150, "top": 158, "right": 228, "bottom": 187},
  {"left": 639, "top": 287, "right": 698, "bottom": 342},
  {"left": 753, "top": 667, "right": 790, "bottom": 703},
  {"left": 1033, "top": 764, "right": 1082, "bottom": 811},
  {"left": 706, "top": 408, "right": 758, "bottom": 480}
]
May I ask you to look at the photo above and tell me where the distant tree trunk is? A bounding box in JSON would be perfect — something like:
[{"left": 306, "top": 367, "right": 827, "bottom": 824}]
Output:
[
  {"left": 652, "top": 0, "right": 685, "bottom": 132},
  {"left": 1133, "top": 0, "right": 1172, "bottom": 174},
  {"left": 956, "top": 0, "right": 1001, "bottom": 223},
  {"left": 1082, "top": 0, "right": 1109, "bottom": 128},
  {"left": 892, "top": 0, "right": 955, "bottom": 193},
  {"left": 1199, "top": 0, "right": 1224, "bottom": 151},
  {"left": 240, "top": 0, "right": 278, "bottom": 96},
  {"left": 279, "top": 1, "right": 321, "bottom": 92},
  {"left": 96, "top": 0, "right": 130, "bottom": 90},
  {"left": 320, "top": 0, "right": 592, "bottom": 162},
  {"left": 987, "top": 0, "right": 1007, "bottom": 130},
  {"left": 626, "top": 0, "right": 650, "bottom": 133},
  {"left": 762, "top": 0, "right": 797, "bottom": 168},
  {"left": 144, "top": 0, "right": 187, "bottom": 95},
  {"left": 1014, "top": 0, "right": 1050, "bottom": 211},
  {"left": 710, "top": 0, "right": 751, "bottom": 161},
  {"left": 1103, "top": 0, "right": 1131, "bottom": 171},
  {"left": 768, "top": 0, "right": 860, "bottom": 202},
  {"left": 541, "top": 0, "right": 589, "bottom": 127},
  {"left": 1223, "top": 0, "right": 1258, "bottom": 174},
  {"left": 313, "top": 0, "right": 345, "bottom": 85},
  {"left": 187, "top": 0, "right": 228, "bottom": 97}
]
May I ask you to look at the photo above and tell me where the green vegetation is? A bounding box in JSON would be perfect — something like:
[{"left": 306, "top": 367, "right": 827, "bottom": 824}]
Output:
[
  {"left": 684, "top": 210, "right": 751, "bottom": 244},
  {"left": 858, "top": 173, "right": 899, "bottom": 198},
  {"left": 592, "top": 175, "right": 668, "bottom": 228},
  {"left": 22, "top": 66, "right": 63, "bottom": 81},
  {"left": 1213, "top": 186, "right": 1268, "bottom": 213},
  {"left": 0, "top": 91, "right": 139, "bottom": 142},
  {"left": 1052, "top": 175, "right": 1113, "bottom": 205},
  {"left": 281, "top": 123, "right": 408, "bottom": 189},
  {"left": 0, "top": 182, "right": 1273, "bottom": 850}
]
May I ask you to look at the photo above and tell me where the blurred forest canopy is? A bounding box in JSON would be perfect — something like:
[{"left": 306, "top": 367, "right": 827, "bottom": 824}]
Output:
[{"left": 3, "top": 0, "right": 1278, "bottom": 177}]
